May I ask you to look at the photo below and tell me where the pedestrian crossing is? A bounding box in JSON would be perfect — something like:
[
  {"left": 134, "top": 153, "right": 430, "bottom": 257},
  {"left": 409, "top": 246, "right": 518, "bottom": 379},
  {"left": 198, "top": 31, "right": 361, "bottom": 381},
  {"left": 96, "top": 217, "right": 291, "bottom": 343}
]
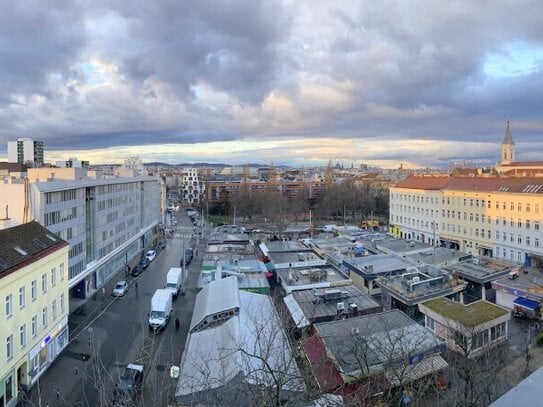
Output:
[{"left": 173, "top": 233, "right": 194, "bottom": 239}]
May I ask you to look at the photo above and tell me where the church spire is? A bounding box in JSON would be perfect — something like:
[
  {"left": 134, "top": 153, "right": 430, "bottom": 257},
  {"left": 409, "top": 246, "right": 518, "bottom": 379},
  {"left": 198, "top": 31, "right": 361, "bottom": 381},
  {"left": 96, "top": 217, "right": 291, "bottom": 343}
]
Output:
[
  {"left": 500, "top": 119, "right": 515, "bottom": 165},
  {"left": 501, "top": 119, "right": 515, "bottom": 145}
]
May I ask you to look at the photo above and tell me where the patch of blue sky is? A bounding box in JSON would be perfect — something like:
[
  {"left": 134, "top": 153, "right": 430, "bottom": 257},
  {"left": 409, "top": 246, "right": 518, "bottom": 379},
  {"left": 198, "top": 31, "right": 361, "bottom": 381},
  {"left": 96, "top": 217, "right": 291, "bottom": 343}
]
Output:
[
  {"left": 77, "top": 62, "right": 106, "bottom": 85},
  {"left": 483, "top": 41, "right": 543, "bottom": 79}
]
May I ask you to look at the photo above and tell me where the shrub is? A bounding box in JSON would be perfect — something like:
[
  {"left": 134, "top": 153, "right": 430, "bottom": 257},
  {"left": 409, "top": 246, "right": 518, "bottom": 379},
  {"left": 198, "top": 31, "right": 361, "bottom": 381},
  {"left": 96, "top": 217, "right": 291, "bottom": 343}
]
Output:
[{"left": 535, "top": 331, "right": 543, "bottom": 346}]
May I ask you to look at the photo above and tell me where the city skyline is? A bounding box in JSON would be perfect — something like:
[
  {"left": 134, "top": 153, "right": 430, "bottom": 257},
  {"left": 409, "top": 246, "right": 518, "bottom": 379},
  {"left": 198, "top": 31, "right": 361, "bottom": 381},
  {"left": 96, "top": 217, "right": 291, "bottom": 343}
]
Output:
[{"left": 1, "top": 1, "right": 542, "bottom": 167}]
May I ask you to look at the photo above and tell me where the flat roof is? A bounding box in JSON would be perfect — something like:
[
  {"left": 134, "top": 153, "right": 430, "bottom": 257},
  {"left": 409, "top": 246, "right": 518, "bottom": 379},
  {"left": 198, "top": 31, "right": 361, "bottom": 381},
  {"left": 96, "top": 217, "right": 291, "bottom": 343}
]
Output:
[
  {"left": 406, "top": 248, "right": 470, "bottom": 267},
  {"left": 420, "top": 298, "right": 510, "bottom": 327},
  {"left": 377, "top": 267, "right": 467, "bottom": 305},
  {"left": 207, "top": 232, "right": 251, "bottom": 243},
  {"left": 314, "top": 310, "right": 444, "bottom": 374},
  {"left": 276, "top": 265, "right": 351, "bottom": 289},
  {"left": 263, "top": 240, "right": 311, "bottom": 252},
  {"left": 205, "top": 243, "right": 255, "bottom": 255},
  {"left": 444, "top": 257, "right": 515, "bottom": 284},
  {"left": 375, "top": 238, "right": 431, "bottom": 254},
  {"left": 492, "top": 268, "right": 543, "bottom": 298},
  {"left": 269, "top": 251, "right": 323, "bottom": 265},
  {"left": 201, "top": 253, "right": 258, "bottom": 270},
  {"left": 310, "top": 237, "right": 357, "bottom": 250},
  {"left": 288, "top": 285, "right": 381, "bottom": 322},
  {"left": 344, "top": 253, "right": 417, "bottom": 276}
]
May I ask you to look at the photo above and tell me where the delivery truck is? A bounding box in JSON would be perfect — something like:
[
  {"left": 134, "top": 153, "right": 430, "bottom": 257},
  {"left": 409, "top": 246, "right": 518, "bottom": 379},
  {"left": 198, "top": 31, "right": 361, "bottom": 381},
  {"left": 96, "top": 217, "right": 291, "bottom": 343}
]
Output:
[
  {"left": 148, "top": 289, "right": 173, "bottom": 331},
  {"left": 165, "top": 267, "right": 184, "bottom": 298}
]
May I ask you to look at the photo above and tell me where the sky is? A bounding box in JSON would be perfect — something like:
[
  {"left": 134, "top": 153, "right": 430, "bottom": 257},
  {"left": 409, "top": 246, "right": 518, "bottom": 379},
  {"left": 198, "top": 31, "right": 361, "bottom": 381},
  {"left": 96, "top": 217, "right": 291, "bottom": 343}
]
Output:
[{"left": 0, "top": 0, "right": 542, "bottom": 168}]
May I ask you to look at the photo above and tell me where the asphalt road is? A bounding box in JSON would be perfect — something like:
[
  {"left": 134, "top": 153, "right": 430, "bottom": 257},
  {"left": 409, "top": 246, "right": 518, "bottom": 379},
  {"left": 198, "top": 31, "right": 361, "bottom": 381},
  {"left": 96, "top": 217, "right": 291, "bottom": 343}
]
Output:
[{"left": 30, "top": 208, "right": 203, "bottom": 407}]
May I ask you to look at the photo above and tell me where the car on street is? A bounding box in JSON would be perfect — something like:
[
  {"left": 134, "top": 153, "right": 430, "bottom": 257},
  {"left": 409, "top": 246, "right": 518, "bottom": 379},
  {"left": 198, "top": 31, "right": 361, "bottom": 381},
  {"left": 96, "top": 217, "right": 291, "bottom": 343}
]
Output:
[
  {"left": 112, "top": 281, "right": 128, "bottom": 297},
  {"left": 138, "top": 257, "right": 150, "bottom": 270},
  {"left": 131, "top": 264, "right": 143, "bottom": 277},
  {"left": 182, "top": 247, "right": 194, "bottom": 267},
  {"left": 113, "top": 363, "right": 144, "bottom": 405},
  {"left": 145, "top": 250, "right": 156, "bottom": 262}
]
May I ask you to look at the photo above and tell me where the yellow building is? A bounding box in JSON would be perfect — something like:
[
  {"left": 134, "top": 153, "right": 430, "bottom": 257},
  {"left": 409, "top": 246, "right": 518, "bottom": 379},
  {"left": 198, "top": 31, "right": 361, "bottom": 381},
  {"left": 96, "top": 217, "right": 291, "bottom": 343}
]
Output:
[
  {"left": 390, "top": 175, "right": 543, "bottom": 266},
  {"left": 0, "top": 222, "right": 69, "bottom": 407}
]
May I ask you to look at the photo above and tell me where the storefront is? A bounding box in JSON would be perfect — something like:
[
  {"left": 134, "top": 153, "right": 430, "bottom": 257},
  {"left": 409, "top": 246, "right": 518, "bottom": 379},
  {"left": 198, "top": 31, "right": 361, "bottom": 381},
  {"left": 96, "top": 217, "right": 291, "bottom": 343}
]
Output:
[{"left": 28, "top": 316, "right": 69, "bottom": 385}]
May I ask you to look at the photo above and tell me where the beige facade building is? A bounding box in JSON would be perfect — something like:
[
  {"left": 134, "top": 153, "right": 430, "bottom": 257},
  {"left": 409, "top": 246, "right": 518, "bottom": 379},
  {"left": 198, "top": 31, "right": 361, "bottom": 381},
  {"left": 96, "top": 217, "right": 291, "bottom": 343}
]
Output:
[
  {"left": 0, "top": 222, "right": 69, "bottom": 406},
  {"left": 390, "top": 176, "right": 543, "bottom": 266}
]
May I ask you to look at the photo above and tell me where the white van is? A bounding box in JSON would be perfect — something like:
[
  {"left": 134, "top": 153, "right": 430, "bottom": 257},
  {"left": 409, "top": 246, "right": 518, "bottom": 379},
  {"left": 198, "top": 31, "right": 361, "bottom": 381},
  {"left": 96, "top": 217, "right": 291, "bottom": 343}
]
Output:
[{"left": 148, "top": 289, "right": 173, "bottom": 331}]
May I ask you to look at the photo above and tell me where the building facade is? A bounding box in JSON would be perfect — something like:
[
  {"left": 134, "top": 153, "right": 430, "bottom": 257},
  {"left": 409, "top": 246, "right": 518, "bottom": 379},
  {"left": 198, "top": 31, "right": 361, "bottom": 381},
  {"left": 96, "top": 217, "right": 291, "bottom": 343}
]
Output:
[
  {"left": 390, "top": 176, "right": 543, "bottom": 266},
  {"left": 0, "top": 222, "right": 69, "bottom": 407},
  {"left": 180, "top": 168, "right": 204, "bottom": 205},
  {"left": 0, "top": 168, "right": 161, "bottom": 301},
  {"left": 7, "top": 138, "right": 44, "bottom": 167}
]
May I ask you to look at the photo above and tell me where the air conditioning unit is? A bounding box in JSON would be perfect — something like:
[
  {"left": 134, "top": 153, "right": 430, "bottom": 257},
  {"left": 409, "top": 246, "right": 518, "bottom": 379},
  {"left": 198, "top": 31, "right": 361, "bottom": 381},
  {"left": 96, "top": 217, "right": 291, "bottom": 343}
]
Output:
[
  {"left": 351, "top": 327, "right": 360, "bottom": 335},
  {"left": 412, "top": 276, "right": 420, "bottom": 284},
  {"left": 336, "top": 302, "right": 345, "bottom": 312},
  {"left": 349, "top": 303, "right": 358, "bottom": 313}
]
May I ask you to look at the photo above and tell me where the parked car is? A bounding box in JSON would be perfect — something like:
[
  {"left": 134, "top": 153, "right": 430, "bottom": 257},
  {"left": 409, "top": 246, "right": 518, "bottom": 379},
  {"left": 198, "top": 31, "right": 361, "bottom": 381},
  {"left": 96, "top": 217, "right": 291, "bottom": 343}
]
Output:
[
  {"left": 145, "top": 250, "right": 156, "bottom": 262},
  {"left": 139, "top": 257, "right": 150, "bottom": 270},
  {"left": 181, "top": 247, "right": 194, "bottom": 267},
  {"left": 112, "top": 281, "right": 128, "bottom": 297},
  {"left": 113, "top": 364, "right": 144, "bottom": 405},
  {"left": 131, "top": 264, "right": 143, "bottom": 277}
]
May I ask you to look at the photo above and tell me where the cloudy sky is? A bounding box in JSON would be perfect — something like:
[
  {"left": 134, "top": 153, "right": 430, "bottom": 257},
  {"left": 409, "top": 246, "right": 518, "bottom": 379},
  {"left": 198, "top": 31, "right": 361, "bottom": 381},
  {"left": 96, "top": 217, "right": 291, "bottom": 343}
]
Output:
[{"left": 0, "top": 0, "right": 542, "bottom": 168}]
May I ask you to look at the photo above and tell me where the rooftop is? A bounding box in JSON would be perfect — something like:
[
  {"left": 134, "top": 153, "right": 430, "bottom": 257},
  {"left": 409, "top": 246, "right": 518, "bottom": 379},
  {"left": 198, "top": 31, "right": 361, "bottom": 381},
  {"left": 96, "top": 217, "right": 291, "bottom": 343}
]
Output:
[
  {"left": 375, "top": 238, "right": 431, "bottom": 255},
  {"left": 276, "top": 264, "right": 351, "bottom": 293},
  {"left": 420, "top": 298, "right": 510, "bottom": 328},
  {"left": 0, "top": 221, "right": 68, "bottom": 278},
  {"left": 262, "top": 240, "right": 312, "bottom": 253},
  {"left": 377, "top": 266, "right": 467, "bottom": 305},
  {"left": 444, "top": 257, "right": 515, "bottom": 284},
  {"left": 343, "top": 253, "right": 417, "bottom": 277},
  {"left": 284, "top": 285, "right": 381, "bottom": 327},
  {"left": 205, "top": 243, "right": 255, "bottom": 255},
  {"left": 492, "top": 268, "right": 543, "bottom": 299},
  {"left": 406, "top": 247, "right": 471, "bottom": 268},
  {"left": 314, "top": 310, "right": 445, "bottom": 375}
]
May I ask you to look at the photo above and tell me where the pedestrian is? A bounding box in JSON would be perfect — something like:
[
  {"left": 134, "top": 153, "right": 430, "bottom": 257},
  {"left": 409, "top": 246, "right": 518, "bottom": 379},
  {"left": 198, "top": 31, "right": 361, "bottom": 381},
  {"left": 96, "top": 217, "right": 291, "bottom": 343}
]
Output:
[
  {"left": 175, "top": 318, "right": 180, "bottom": 330},
  {"left": 56, "top": 388, "right": 60, "bottom": 400}
]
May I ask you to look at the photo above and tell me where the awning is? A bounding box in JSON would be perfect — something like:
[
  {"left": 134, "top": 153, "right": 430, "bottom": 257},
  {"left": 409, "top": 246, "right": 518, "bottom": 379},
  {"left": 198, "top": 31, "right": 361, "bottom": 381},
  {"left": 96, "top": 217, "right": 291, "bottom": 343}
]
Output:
[
  {"left": 284, "top": 294, "right": 310, "bottom": 328},
  {"left": 513, "top": 297, "right": 540, "bottom": 311}
]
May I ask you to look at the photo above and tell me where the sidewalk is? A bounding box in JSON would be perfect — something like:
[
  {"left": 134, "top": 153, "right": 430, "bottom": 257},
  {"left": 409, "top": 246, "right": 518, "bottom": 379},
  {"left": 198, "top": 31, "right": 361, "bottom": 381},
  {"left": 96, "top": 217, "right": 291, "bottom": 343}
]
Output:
[{"left": 25, "top": 294, "right": 109, "bottom": 407}]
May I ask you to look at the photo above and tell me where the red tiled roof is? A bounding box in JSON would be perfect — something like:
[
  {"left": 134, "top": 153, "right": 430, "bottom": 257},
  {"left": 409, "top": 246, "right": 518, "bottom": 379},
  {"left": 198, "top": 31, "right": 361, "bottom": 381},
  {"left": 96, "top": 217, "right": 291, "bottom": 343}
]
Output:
[
  {"left": 500, "top": 161, "right": 543, "bottom": 167},
  {"left": 394, "top": 175, "right": 450, "bottom": 190},
  {"left": 395, "top": 175, "right": 543, "bottom": 194}
]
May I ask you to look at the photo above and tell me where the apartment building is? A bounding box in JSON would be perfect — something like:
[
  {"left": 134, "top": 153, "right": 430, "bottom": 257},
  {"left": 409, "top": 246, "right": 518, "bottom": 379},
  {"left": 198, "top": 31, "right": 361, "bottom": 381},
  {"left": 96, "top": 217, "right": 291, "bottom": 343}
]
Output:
[
  {"left": 0, "top": 167, "right": 161, "bottom": 301},
  {"left": 0, "top": 222, "right": 69, "bottom": 407},
  {"left": 390, "top": 176, "right": 543, "bottom": 266},
  {"left": 180, "top": 168, "right": 204, "bottom": 204},
  {"left": 7, "top": 138, "right": 44, "bottom": 167}
]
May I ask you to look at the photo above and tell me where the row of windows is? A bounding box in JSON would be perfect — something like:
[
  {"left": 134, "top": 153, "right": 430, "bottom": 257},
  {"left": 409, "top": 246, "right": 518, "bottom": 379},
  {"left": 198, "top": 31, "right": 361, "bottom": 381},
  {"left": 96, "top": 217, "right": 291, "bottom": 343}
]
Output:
[
  {"left": 96, "top": 183, "right": 138, "bottom": 195},
  {"left": 5, "top": 266, "right": 65, "bottom": 319},
  {"left": 5, "top": 294, "right": 65, "bottom": 361},
  {"left": 45, "top": 189, "right": 80, "bottom": 204},
  {"left": 44, "top": 207, "right": 78, "bottom": 226}
]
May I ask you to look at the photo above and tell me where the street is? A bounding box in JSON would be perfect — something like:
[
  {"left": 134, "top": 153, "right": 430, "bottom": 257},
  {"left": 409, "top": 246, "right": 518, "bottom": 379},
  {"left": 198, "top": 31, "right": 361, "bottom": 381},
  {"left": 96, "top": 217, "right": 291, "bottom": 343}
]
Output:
[{"left": 28, "top": 208, "right": 202, "bottom": 406}]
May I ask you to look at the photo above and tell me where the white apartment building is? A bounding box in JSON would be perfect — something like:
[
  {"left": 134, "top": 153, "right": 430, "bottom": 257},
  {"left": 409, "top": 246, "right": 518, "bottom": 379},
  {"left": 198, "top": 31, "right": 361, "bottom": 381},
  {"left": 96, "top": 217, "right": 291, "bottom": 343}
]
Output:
[
  {"left": 0, "top": 222, "right": 70, "bottom": 406},
  {"left": 180, "top": 168, "right": 204, "bottom": 205},
  {"left": 0, "top": 168, "right": 161, "bottom": 301},
  {"left": 7, "top": 138, "right": 44, "bottom": 167},
  {"left": 390, "top": 176, "right": 543, "bottom": 267}
]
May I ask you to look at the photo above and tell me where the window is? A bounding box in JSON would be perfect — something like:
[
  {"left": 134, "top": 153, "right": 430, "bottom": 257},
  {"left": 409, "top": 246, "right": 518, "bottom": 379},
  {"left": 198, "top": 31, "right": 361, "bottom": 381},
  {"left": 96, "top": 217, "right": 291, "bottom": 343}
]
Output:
[
  {"left": 42, "top": 307, "right": 48, "bottom": 328},
  {"left": 526, "top": 237, "right": 531, "bottom": 246},
  {"left": 31, "top": 280, "right": 37, "bottom": 301},
  {"left": 536, "top": 238, "right": 540, "bottom": 248},
  {"left": 19, "top": 287, "right": 25, "bottom": 309},
  {"left": 20, "top": 324, "right": 26, "bottom": 348},
  {"left": 518, "top": 219, "right": 522, "bottom": 228},
  {"left": 6, "top": 334, "right": 14, "bottom": 362},
  {"left": 526, "top": 220, "right": 531, "bottom": 229},
  {"left": 5, "top": 294, "right": 12, "bottom": 319},
  {"left": 518, "top": 203, "right": 522, "bottom": 211},
  {"left": 526, "top": 203, "right": 531, "bottom": 213},
  {"left": 536, "top": 204, "right": 540, "bottom": 214},
  {"left": 42, "top": 273, "right": 47, "bottom": 293},
  {"left": 511, "top": 202, "right": 515, "bottom": 211},
  {"left": 32, "top": 316, "right": 37, "bottom": 337},
  {"left": 426, "top": 316, "right": 435, "bottom": 331},
  {"left": 51, "top": 268, "right": 56, "bottom": 287},
  {"left": 536, "top": 221, "right": 540, "bottom": 231},
  {"left": 518, "top": 235, "right": 522, "bottom": 244},
  {"left": 52, "top": 300, "right": 57, "bottom": 321},
  {"left": 60, "top": 263, "right": 65, "bottom": 281}
]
